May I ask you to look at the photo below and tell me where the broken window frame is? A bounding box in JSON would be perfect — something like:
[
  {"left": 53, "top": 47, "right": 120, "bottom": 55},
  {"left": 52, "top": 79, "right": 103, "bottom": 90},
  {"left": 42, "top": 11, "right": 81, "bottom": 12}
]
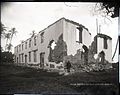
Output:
[
  {"left": 40, "top": 52, "right": 45, "bottom": 65},
  {"left": 34, "top": 36, "right": 37, "bottom": 46},
  {"left": 29, "top": 52, "right": 31, "bottom": 62},
  {"left": 19, "top": 45, "right": 21, "bottom": 51},
  {"left": 48, "top": 40, "right": 56, "bottom": 62},
  {"left": 14, "top": 55, "right": 16, "bottom": 63},
  {"left": 94, "top": 36, "right": 97, "bottom": 54},
  {"left": 22, "top": 44, "right": 24, "bottom": 50},
  {"left": 17, "top": 46, "right": 18, "bottom": 52},
  {"left": 34, "top": 50, "right": 37, "bottom": 62},
  {"left": 25, "top": 41, "right": 27, "bottom": 49},
  {"left": 104, "top": 37, "right": 108, "bottom": 49},
  {"left": 40, "top": 32, "right": 44, "bottom": 43},
  {"left": 50, "top": 64, "right": 55, "bottom": 68},
  {"left": 29, "top": 39, "right": 31, "bottom": 47},
  {"left": 76, "top": 28, "right": 80, "bottom": 42},
  {"left": 22, "top": 53, "right": 24, "bottom": 62},
  {"left": 76, "top": 27, "right": 82, "bottom": 43},
  {"left": 19, "top": 54, "right": 21, "bottom": 63}
]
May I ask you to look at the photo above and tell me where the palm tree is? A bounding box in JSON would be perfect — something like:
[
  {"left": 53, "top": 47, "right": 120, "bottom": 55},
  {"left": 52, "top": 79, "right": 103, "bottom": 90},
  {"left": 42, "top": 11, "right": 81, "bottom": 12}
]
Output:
[
  {"left": 6, "top": 28, "right": 18, "bottom": 52},
  {"left": 5, "top": 33, "right": 11, "bottom": 51},
  {"left": 1, "top": 22, "right": 7, "bottom": 38},
  {"left": 6, "top": 43, "right": 13, "bottom": 52},
  {"left": 9, "top": 28, "right": 17, "bottom": 44}
]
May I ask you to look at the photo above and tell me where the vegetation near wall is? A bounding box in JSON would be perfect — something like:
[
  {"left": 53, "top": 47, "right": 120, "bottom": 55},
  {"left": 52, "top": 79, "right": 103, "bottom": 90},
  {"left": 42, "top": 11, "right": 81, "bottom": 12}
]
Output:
[
  {"left": 48, "top": 34, "right": 67, "bottom": 64},
  {"left": 1, "top": 51, "right": 14, "bottom": 63},
  {"left": 1, "top": 22, "right": 18, "bottom": 63}
]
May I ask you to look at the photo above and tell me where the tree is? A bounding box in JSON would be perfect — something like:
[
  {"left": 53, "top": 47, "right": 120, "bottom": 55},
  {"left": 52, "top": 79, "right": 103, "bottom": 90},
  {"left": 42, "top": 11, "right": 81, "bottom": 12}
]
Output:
[
  {"left": 1, "top": 51, "right": 14, "bottom": 63},
  {"left": 6, "top": 43, "right": 13, "bottom": 52},
  {"left": 94, "top": 2, "right": 119, "bottom": 18},
  {"left": 5, "top": 28, "right": 17, "bottom": 52},
  {"left": 1, "top": 24, "right": 18, "bottom": 52},
  {"left": 1, "top": 22, "right": 7, "bottom": 38},
  {"left": 9, "top": 28, "right": 17, "bottom": 43},
  {"left": 100, "top": 2, "right": 119, "bottom": 18},
  {"left": 5, "top": 33, "right": 11, "bottom": 51},
  {"left": 53, "top": 34, "right": 67, "bottom": 63}
]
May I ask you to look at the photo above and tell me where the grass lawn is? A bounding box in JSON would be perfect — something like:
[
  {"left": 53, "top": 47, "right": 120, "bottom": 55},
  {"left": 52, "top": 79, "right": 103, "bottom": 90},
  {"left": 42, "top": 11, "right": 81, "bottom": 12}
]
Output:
[{"left": 0, "top": 63, "right": 119, "bottom": 94}]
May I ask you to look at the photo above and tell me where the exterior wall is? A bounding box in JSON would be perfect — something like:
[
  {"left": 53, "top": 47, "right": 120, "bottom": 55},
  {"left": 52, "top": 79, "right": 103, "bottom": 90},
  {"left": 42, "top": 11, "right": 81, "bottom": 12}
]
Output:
[
  {"left": 14, "top": 35, "right": 39, "bottom": 64},
  {"left": 14, "top": 18, "right": 64, "bottom": 65},
  {"left": 82, "top": 28, "right": 91, "bottom": 48},
  {"left": 14, "top": 18, "right": 92, "bottom": 66},
  {"left": 14, "top": 17, "right": 113, "bottom": 69},
  {"left": 37, "top": 19, "right": 64, "bottom": 65},
  {"left": 97, "top": 37, "right": 112, "bottom": 62},
  {"left": 14, "top": 18, "right": 112, "bottom": 69},
  {"left": 63, "top": 19, "right": 91, "bottom": 56}
]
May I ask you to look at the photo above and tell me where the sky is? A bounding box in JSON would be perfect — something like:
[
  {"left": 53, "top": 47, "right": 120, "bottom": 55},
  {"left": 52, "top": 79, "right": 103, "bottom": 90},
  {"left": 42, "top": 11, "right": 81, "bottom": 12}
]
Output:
[{"left": 1, "top": 2, "right": 119, "bottom": 62}]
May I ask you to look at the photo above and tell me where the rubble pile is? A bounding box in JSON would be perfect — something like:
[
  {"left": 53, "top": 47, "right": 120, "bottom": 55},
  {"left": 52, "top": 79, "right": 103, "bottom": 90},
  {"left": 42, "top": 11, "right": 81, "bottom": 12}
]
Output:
[
  {"left": 82, "top": 61, "right": 113, "bottom": 72},
  {"left": 48, "top": 33, "right": 113, "bottom": 73},
  {"left": 64, "top": 42, "right": 113, "bottom": 73}
]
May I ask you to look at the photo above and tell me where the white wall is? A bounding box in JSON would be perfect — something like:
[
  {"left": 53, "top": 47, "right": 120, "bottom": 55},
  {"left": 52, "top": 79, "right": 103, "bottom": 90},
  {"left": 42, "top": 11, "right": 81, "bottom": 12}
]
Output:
[
  {"left": 63, "top": 19, "right": 91, "bottom": 56},
  {"left": 82, "top": 28, "right": 91, "bottom": 48},
  {"left": 14, "top": 19, "right": 64, "bottom": 64},
  {"left": 14, "top": 18, "right": 92, "bottom": 65},
  {"left": 37, "top": 18, "right": 64, "bottom": 64}
]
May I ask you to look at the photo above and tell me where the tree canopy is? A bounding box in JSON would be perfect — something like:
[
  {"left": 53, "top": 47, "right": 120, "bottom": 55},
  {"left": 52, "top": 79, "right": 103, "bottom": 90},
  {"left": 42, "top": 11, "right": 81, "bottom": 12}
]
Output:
[{"left": 100, "top": 2, "right": 119, "bottom": 18}]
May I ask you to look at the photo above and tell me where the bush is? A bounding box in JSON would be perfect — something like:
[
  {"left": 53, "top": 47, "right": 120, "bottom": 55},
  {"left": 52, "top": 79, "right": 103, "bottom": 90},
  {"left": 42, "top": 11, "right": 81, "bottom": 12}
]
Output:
[{"left": 1, "top": 51, "right": 14, "bottom": 63}]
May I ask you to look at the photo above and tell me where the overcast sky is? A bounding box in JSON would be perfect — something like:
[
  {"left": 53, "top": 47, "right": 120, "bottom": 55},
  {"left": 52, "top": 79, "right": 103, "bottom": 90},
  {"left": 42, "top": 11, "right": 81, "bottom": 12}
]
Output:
[{"left": 1, "top": 2, "right": 119, "bottom": 62}]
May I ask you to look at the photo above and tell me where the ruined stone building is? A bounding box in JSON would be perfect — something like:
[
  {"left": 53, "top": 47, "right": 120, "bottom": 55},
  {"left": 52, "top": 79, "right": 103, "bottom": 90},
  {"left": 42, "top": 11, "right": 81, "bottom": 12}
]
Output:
[
  {"left": 92, "top": 33, "right": 112, "bottom": 63},
  {"left": 14, "top": 17, "right": 112, "bottom": 69}
]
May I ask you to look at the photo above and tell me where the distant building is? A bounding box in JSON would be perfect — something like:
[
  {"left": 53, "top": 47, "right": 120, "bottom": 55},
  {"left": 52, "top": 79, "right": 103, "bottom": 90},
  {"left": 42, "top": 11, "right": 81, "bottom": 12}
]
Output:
[{"left": 14, "top": 17, "right": 112, "bottom": 69}]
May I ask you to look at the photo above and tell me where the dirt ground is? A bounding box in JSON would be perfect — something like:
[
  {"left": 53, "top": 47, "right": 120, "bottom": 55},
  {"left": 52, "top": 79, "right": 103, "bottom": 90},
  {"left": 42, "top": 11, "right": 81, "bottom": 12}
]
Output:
[{"left": 0, "top": 63, "right": 119, "bottom": 94}]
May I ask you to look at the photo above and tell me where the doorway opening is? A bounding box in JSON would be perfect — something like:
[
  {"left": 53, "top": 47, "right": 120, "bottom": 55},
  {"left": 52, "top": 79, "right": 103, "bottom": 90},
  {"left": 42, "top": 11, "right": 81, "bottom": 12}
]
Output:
[
  {"left": 25, "top": 55, "right": 27, "bottom": 63},
  {"left": 40, "top": 52, "right": 45, "bottom": 68}
]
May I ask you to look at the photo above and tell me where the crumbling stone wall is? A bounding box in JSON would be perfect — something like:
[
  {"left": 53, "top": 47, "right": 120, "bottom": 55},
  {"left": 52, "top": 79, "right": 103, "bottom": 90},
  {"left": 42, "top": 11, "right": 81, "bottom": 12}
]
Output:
[
  {"left": 53, "top": 34, "right": 67, "bottom": 63},
  {"left": 64, "top": 49, "right": 84, "bottom": 72},
  {"left": 88, "top": 43, "right": 97, "bottom": 63},
  {"left": 48, "top": 40, "right": 55, "bottom": 62},
  {"left": 48, "top": 34, "right": 67, "bottom": 64},
  {"left": 63, "top": 37, "right": 112, "bottom": 73},
  {"left": 47, "top": 33, "right": 112, "bottom": 72}
]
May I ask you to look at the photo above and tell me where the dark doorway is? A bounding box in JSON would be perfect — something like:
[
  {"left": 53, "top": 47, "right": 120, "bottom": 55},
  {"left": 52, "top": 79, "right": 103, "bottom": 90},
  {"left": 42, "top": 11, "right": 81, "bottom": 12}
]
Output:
[
  {"left": 40, "top": 52, "right": 45, "bottom": 68},
  {"left": 82, "top": 45, "right": 89, "bottom": 64},
  {"left": 25, "top": 55, "right": 27, "bottom": 63},
  {"left": 77, "top": 26, "right": 83, "bottom": 43},
  {"left": 19, "top": 54, "right": 21, "bottom": 63},
  {"left": 99, "top": 51, "right": 105, "bottom": 63},
  {"left": 17, "top": 57, "right": 18, "bottom": 63}
]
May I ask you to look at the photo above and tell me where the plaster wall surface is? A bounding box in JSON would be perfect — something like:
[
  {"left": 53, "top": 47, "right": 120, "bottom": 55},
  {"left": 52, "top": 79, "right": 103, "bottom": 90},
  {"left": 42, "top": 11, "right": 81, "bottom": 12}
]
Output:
[
  {"left": 63, "top": 19, "right": 91, "bottom": 56},
  {"left": 14, "top": 18, "right": 92, "bottom": 65},
  {"left": 14, "top": 19, "right": 64, "bottom": 65},
  {"left": 37, "top": 19, "right": 64, "bottom": 64}
]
